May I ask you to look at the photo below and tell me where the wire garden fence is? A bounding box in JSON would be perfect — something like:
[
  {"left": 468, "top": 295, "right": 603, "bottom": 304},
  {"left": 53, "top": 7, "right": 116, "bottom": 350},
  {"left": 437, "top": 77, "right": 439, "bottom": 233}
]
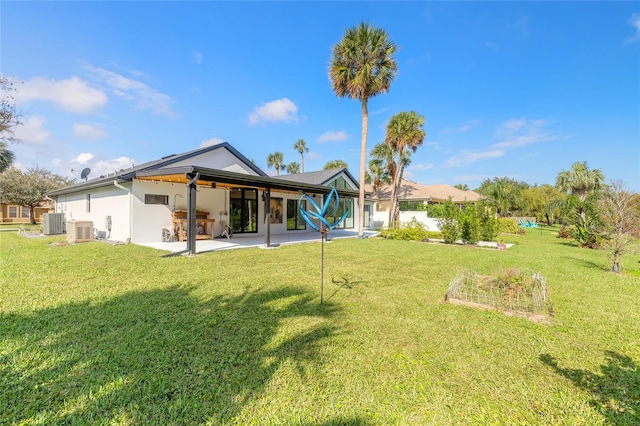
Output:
[{"left": 446, "top": 268, "right": 553, "bottom": 320}]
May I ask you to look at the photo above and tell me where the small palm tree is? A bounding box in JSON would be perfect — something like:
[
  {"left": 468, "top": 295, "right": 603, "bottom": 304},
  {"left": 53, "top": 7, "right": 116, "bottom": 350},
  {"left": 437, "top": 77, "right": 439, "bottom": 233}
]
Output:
[
  {"left": 323, "top": 160, "right": 349, "bottom": 170},
  {"left": 293, "top": 139, "right": 309, "bottom": 173},
  {"left": 369, "top": 142, "right": 394, "bottom": 197},
  {"left": 286, "top": 162, "right": 301, "bottom": 174},
  {"left": 330, "top": 22, "right": 398, "bottom": 237},
  {"left": 556, "top": 161, "right": 604, "bottom": 202},
  {"left": 454, "top": 184, "right": 469, "bottom": 191},
  {"left": 266, "top": 152, "right": 285, "bottom": 176},
  {"left": 384, "top": 111, "right": 426, "bottom": 228}
]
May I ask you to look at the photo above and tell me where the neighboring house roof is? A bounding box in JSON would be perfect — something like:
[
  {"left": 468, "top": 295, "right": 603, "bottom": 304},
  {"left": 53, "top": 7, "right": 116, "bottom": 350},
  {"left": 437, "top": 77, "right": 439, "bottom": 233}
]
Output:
[
  {"left": 274, "top": 168, "right": 360, "bottom": 188},
  {"left": 366, "top": 179, "right": 484, "bottom": 203}
]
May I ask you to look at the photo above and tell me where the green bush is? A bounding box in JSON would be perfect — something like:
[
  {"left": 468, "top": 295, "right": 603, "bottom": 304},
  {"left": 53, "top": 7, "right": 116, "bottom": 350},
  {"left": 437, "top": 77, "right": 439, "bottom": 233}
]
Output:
[
  {"left": 498, "top": 218, "right": 520, "bottom": 234},
  {"left": 379, "top": 218, "right": 442, "bottom": 241}
]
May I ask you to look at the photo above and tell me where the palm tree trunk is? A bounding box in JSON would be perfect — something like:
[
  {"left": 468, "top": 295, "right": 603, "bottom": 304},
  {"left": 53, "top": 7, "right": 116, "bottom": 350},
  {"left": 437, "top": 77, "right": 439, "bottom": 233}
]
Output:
[
  {"left": 393, "top": 165, "right": 406, "bottom": 227},
  {"left": 300, "top": 154, "right": 305, "bottom": 173},
  {"left": 358, "top": 99, "right": 368, "bottom": 238}
]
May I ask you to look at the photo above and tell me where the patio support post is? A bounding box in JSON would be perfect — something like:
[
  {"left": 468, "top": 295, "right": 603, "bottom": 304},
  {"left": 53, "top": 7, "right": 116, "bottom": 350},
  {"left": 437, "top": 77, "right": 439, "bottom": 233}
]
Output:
[
  {"left": 264, "top": 188, "right": 271, "bottom": 248},
  {"left": 186, "top": 172, "right": 199, "bottom": 256}
]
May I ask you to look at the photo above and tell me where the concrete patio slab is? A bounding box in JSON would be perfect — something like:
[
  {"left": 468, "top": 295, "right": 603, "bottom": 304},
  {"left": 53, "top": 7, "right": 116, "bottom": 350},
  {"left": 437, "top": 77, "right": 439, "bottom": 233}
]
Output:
[{"left": 137, "top": 229, "right": 380, "bottom": 255}]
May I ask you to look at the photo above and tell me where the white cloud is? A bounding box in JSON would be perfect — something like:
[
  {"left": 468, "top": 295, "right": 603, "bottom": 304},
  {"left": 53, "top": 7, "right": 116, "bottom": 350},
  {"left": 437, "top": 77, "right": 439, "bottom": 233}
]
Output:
[
  {"left": 193, "top": 50, "right": 203, "bottom": 64},
  {"left": 73, "top": 152, "right": 94, "bottom": 165},
  {"left": 492, "top": 118, "right": 556, "bottom": 149},
  {"left": 83, "top": 64, "right": 175, "bottom": 116},
  {"left": 17, "top": 76, "right": 107, "bottom": 113},
  {"left": 14, "top": 115, "right": 50, "bottom": 144},
  {"left": 445, "top": 149, "right": 505, "bottom": 167},
  {"left": 626, "top": 13, "right": 640, "bottom": 43},
  {"left": 248, "top": 98, "right": 298, "bottom": 125},
  {"left": 93, "top": 156, "right": 136, "bottom": 177},
  {"left": 457, "top": 119, "right": 481, "bottom": 132},
  {"left": 199, "top": 137, "right": 225, "bottom": 148},
  {"left": 73, "top": 123, "right": 107, "bottom": 140},
  {"left": 317, "top": 130, "right": 348, "bottom": 142},
  {"left": 444, "top": 117, "right": 557, "bottom": 168}
]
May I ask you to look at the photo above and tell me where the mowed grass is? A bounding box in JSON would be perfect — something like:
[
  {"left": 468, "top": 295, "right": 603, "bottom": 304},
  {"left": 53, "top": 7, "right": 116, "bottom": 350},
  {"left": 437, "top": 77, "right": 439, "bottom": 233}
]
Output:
[{"left": 1, "top": 227, "right": 639, "bottom": 425}]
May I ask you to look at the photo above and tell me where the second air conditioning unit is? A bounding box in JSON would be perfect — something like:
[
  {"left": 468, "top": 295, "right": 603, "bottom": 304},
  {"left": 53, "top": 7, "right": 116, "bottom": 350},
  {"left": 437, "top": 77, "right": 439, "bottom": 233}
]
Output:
[{"left": 66, "top": 220, "right": 94, "bottom": 243}]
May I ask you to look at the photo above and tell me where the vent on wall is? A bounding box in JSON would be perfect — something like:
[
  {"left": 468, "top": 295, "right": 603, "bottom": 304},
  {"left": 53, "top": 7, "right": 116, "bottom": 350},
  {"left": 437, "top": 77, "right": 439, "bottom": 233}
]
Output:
[
  {"left": 43, "top": 213, "right": 65, "bottom": 235},
  {"left": 66, "top": 220, "right": 93, "bottom": 243}
]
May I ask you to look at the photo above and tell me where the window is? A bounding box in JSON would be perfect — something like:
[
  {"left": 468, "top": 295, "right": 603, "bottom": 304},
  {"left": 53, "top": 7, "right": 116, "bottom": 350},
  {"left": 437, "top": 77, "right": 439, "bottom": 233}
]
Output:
[
  {"left": 21, "top": 207, "right": 30, "bottom": 218},
  {"left": 86, "top": 194, "right": 91, "bottom": 213},
  {"left": 8, "top": 205, "right": 17, "bottom": 218},
  {"left": 145, "top": 194, "right": 169, "bottom": 205},
  {"left": 287, "top": 199, "right": 306, "bottom": 230},
  {"left": 270, "top": 198, "right": 283, "bottom": 224},
  {"left": 329, "top": 176, "right": 354, "bottom": 190}
]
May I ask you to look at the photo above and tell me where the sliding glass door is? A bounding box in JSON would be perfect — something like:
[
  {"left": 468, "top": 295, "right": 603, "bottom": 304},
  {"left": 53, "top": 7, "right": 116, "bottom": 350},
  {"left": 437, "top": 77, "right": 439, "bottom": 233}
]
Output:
[{"left": 230, "top": 188, "right": 258, "bottom": 234}]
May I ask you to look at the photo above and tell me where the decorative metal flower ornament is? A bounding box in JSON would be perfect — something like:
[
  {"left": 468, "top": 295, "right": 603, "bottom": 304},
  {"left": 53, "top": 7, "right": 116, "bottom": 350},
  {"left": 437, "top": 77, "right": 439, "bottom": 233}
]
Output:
[
  {"left": 298, "top": 186, "right": 349, "bottom": 304},
  {"left": 298, "top": 186, "right": 349, "bottom": 232}
]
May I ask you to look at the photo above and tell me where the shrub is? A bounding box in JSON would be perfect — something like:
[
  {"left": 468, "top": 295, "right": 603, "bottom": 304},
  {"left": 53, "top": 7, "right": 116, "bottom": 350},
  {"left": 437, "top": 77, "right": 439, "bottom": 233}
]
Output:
[
  {"left": 380, "top": 218, "right": 438, "bottom": 241},
  {"left": 557, "top": 225, "right": 571, "bottom": 239},
  {"left": 498, "top": 218, "right": 520, "bottom": 234},
  {"left": 460, "top": 206, "right": 480, "bottom": 244}
]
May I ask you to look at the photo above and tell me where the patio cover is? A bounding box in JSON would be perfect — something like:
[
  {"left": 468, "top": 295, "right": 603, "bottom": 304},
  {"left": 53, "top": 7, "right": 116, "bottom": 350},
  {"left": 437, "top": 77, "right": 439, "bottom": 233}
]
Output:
[{"left": 135, "top": 165, "right": 361, "bottom": 255}]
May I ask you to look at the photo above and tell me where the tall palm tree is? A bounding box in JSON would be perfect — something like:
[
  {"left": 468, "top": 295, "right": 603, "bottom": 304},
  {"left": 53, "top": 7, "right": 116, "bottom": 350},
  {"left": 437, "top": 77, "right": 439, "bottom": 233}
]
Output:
[
  {"left": 384, "top": 111, "right": 426, "bottom": 228},
  {"left": 323, "top": 159, "right": 348, "bottom": 170},
  {"left": 556, "top": 161, "right": 604, "bottom": 202},
  {"left": 330, "top": 22, "right": 398, "bottom": 237},
  {"left": 293, "top": 139, "right": 309, "bottom": 173},
  {"left": 0, "top": 142, "right": 15, "bottom": 173},
  {"left": 286, "top": 162, "right": 301, "bottom": 174},
  {"left": 266, "top": 152, "right": 285, "bottom": 176}
]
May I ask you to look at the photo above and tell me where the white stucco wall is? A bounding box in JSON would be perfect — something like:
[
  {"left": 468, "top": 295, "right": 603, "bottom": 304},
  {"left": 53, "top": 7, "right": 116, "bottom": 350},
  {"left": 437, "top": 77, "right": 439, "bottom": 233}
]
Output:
[
  {"left": 371, "top": 210, "right": 441, "bottom": 231},
  {"left": 54, "top": 182, "right": 132, "bottom": 242}
]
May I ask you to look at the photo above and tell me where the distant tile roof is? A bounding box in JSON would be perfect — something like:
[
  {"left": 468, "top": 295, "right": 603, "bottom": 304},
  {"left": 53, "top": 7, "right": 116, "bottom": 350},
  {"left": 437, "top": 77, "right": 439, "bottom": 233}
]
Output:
[{"left": 365, "top": 179, "right": 483, "bottom": 203}]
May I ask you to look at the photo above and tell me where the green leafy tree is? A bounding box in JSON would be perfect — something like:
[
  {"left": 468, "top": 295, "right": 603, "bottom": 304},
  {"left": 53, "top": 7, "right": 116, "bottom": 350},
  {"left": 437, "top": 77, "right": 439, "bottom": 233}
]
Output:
[
  {"left": 454, "top": 183, "right": 469, "bottom": 191},
  {"left": 384, "top": 111, "right": 426, "bottom": 228},
  {"left": 266, "top": 152, "right": 285, "bottom": 176},
  {"left": 437, "top": 197, "right": 461, "bottom": 244},
  {"left": 1, "top": 75, "right": 24, "bottom": 172},
  {"left": 330, "top": 22, "right": 398, "bottom": 238},
  {"left": 286, "top": 162, "right": 300, "bottom": 174},
  {"left": 323, "top": 160, "right": 348, "bottom": 170},
  {"left": 293, "top": 139, "right": 309, "bottom": 173},
  {"left": 597, "top": 180, "right": 640, "bottom": 273},
  {"left": 475, "top": 177, "right": 529, "bottom": 217},
  {"left": 0, "top": 167, "right": 74, "bottom": 224},
  {"left": 523, "top": 184, "right": 564, "bottom": 225},
  {"left": 0, "top": 142, "right": 15, "bottom": 173}
]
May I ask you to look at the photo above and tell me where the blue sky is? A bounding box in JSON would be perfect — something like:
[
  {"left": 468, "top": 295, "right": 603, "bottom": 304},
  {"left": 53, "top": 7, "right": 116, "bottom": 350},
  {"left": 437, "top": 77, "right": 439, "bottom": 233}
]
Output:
[{"left": 3, "top": 1, "right": 639, "bottom": 191}]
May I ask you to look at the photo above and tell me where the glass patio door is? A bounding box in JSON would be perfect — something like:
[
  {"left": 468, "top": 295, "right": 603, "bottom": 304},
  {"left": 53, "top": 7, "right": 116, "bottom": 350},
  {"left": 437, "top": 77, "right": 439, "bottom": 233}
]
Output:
[{"left": 230, "top": 188, "right": 258, "bottom": 234}]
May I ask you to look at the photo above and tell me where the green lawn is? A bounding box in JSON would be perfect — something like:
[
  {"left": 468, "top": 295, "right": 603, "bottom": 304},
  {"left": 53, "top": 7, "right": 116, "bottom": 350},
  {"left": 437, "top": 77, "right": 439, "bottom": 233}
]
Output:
[{"left": 1, "top": 227, "right": 639, "bottom": 425}]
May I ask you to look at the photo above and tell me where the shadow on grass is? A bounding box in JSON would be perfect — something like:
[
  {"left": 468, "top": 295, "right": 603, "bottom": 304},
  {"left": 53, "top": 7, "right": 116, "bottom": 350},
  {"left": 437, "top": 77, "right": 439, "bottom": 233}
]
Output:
[
  {"left": 540, "top": 352, "right": 640, "bottom": 425},
  {"left": 1, "top": 285, "right": 339, "bottom": 424},
  {"left": 325, "top": 277, "right": 367, "bottom": 302}
]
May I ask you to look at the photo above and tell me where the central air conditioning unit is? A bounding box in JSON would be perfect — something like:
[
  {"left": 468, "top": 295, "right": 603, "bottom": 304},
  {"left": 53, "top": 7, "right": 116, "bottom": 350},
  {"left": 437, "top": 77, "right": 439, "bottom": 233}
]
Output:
[
  {"left": 66, "top": 220, "right": 94, "bottom": 243},
  {"left": 43, "top": 213, "right": 65, "bottom": 235}
]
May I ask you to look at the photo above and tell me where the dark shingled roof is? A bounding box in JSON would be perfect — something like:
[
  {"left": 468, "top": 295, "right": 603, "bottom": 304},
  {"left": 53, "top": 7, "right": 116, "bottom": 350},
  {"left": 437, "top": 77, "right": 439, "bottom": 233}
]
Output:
[{"left": 274, "top": 168, "right": 360, "bottom": 188}]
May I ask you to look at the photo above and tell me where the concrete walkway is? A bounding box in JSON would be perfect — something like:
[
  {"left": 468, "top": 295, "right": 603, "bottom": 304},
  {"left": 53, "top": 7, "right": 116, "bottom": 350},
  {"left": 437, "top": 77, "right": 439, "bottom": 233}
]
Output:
[{"left": 138, "top": 229, "right": 380, "bottom": 255}]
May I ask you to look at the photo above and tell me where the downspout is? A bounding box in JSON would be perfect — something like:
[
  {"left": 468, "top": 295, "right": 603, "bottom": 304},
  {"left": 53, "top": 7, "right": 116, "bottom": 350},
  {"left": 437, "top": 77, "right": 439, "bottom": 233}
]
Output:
[{"left": 113, "top": 180, "right": 133, "bottom": 243}]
